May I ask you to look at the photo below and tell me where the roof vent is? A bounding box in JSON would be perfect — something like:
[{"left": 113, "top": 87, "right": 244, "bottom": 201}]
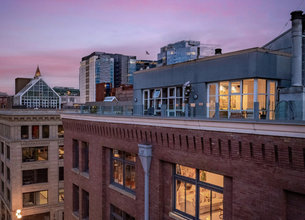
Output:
[{"left": 215, "top": 48, "right": 222, "bottom": 55}]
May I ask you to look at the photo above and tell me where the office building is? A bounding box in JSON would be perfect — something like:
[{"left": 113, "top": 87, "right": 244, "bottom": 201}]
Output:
[
  {"left": 53, "top": 87, "right": 80, "bottom": 108},
  {"left": 79, "top": 52, "right": 136, "bottom": 103},
  {"left": 157, "top": 40, "right": 201, "bottom": 66},
  {"left": 0, "top": 110, "right": 64, "bottom": 220},
  {"left": 62, "top": 11, "right": 305, "bottom": 220},
  {"left": 0, "top": 93, "right": 12, "bottom": 109},
  {"left": 13, "top": 67, "right": 61, "bottom": 109},
  {"left": 136, "top": 60, "right": 157, "bottom": 72}
]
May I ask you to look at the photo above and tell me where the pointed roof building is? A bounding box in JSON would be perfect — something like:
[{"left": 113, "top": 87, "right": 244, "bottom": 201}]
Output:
[
  {"left": 13, "top": 67, "right": 61, "bottom": 109},
  {"left": 34, "top": 65, "right": 41, "bottom": 79}
]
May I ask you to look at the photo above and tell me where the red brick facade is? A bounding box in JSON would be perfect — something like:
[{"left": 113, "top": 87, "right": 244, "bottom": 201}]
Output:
[{"left": 63, "top": 116, "right": 305, "bottom": 220}]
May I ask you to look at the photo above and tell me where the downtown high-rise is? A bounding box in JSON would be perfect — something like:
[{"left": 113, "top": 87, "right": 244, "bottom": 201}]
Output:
[{"left": 79, "top": 52, "right": 136, "bottom": 103}]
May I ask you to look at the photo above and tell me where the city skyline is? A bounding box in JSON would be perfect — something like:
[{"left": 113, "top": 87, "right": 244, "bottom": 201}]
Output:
[{"left": 0, "top": 0, "right": 303, "bottom": 95}]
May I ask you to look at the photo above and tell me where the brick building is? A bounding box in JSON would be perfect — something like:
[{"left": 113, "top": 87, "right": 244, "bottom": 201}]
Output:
[
  {"left": 0, "top": 110, "right": 65, "bottom": 220},
  {"left": 62, "top": 114, "right": 305, "bottom": 219},
  {"left": 62, "top": 10, "right": 305, "bottom": 220}
]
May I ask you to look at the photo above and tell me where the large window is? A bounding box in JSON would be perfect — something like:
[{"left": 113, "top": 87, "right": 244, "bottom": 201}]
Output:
[
  {"left": 59, "top": 167, "right": 64, "bottom": 181},
  {"left": 143, "top": 86, "right": 184, "bottom": 116},
  {"left": 6, "top": 167, "right": 10, "bottom": 183},
  {"left": 207, "top": 79, "right": 276, "bottom": 119},
  {"left": 174, "top": 164, "right": 223, "bottom": 220},
  {"left": 59, "top": 188, "right": 64, "bottom": 203},
  {"left": 111, "top": 150, "right": 136, "bottom": 193},
  {"left": 73, "top": 184, "right": 79, "bottom": 216},
  {"left": 32, "top": 125, "right": 39, "bottom": 139},
  {"left": 22, "top": 146, "right": 48, "bottom": 162},
  {"left": 82, "top": 190, "right": 89, "bottom": 219},
  {"left": 23, "top": 190, "right": 48, "bottom": 207},
  {"left": 58, "top": 125, "right": 64, "bottom": 138},
  {"left": 21, "top": 126, "right": 29, "bottom": 139},
  {"left": 110, "top": 205, "right": 135, "bottom": 220},
  {"left": 23, "top": 169, "right": 48, "bottom": 185},
  {"left": 42, "top": 125, "right": 49, "bottom": 139},
  {"left": 7, "top": 188, "right": 10, "bottom": 203},
  {"left": 81, "top": 142, "right": 89, "bottom": 174},
  {"left": 6, "top": 145, "right": 9, "bottom": 160},
  {"left": 73, "top": 140, "right": 79, "bottom": 169},
  {"left": 59, "top": 145, "right": 64, "bottom": 160}
]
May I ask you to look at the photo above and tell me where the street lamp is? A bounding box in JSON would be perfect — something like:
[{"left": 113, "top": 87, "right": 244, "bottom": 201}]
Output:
[{"left": 16, "top": 209, "right": 22, "bottom": 219}]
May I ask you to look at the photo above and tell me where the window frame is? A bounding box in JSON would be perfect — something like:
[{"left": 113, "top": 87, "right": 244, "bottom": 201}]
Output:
[
  {"left": 207, "top": 78, "right": 277, "bottom": 119},
  {"left": 173, "top": 165, "right": 224, "bottom": 220},
  {"left": 22, "top": 146, "right": 48, "bottom": 162},
  {"left": 143, "top": 85, "right": 184, "bottom": 117},
  {"left": 22, "top": 168, "right": 48, "bottom": 185},
  {"left": 110, "top": 204, "right": 135, "bottom": 220},
  {"left": 22, "top": 190, "right": 48, "bottom": 207},
  {"left": 42, "top": 125, "right": 49, "bottom": 139},
  {"left": 21, "top": 126, "right": 29, "bottom": 139},
  {"left": 110, "top": 150, "right": 136, "bottom": 194}
]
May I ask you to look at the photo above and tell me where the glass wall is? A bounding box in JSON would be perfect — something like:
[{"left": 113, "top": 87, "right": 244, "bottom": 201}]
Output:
[
  {"left": 174, "top": 164, "right": 223, "bottom": 220},
  {"left": 143, "top": 86, "right": 184, "bottom": 116},
  {"left": 20, "top": 79, "right": 60, "bottom": 109},
  {"left": 207, "top": 79, "right": 276, "bottom": 119}
]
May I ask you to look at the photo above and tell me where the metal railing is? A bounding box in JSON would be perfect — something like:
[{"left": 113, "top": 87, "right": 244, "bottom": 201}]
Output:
[{"left": 78, "top": 101, "right": 305, "bottom": 123}]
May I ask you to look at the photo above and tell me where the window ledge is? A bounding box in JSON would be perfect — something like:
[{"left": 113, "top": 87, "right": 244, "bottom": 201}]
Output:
[
  {"left": 169, "top": 212, "right": 191, "bottom": 220},
  {"left": 72, "top": 211, "right": 79, "bottom": 219},
  {"left": 108, "top": 184, "right": 136, "bottom": 200},
  {"left": 80, "top": 172, "right": 89, "bottom": 179},
  {"left": 71, "top": 168, "right": 79, "bottom": 174}
]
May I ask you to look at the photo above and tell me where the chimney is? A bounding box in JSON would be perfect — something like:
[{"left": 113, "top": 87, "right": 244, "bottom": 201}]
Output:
[
  {"left": 215, "top": 48, "right": 222, "bottom": 55},
  {"left": 291, "top": 10, "right": 303, "bottom": 86}
]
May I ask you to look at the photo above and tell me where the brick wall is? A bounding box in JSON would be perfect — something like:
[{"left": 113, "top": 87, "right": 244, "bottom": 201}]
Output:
[{"left": 63, "top": 118, "right": 305, "bottom": 220}]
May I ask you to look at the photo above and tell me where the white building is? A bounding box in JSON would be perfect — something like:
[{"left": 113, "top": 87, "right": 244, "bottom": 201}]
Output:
[{"left": 13, "top": 67, "right": 61, "bottom": 109}]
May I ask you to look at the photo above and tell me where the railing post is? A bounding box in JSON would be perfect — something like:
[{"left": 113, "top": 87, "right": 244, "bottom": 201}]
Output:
[
  {"left": 161, "top": 104, "right": 167, "bottom": 117},
  {"left": 185, "top": 104, "right": 189, "bottom": 118},
  {"left": 215, "top": 103, "right": 219, "bottom": 119},
  {"left": 254, "top": 102, "right": 259, "bottom": 120}
]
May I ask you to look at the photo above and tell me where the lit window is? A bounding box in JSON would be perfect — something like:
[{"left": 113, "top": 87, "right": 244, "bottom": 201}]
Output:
[
  {"left": 22, "top": 147, "right": 48, "bottom": 162},
  {"left": 32, "top": 125, "right": 39, "bottom": 139},
  {"left": 174, "top": 164, "right": 223, "bottom": 219},
  {"left": 111, "top": 150, "right": 136, "bottom": 193},
  {"left": 23, "top": 190, "right": 48, "bottom": 207},
  {"left": 59, "top": 189, "right": 64, "bottom": 203},
  {"left": 59, "top": 145, "right": 64, "bottom": 160},
  {"left": 58, "top": 125, "right": 64, "bottom": 138},
  {"left": 207, "top": 79, "right": 276, "bottom": 119}
]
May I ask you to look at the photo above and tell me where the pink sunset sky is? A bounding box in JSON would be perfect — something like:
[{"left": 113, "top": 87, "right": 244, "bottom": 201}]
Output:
[{"left": 0, "top": 0, "right": 304, "bottom": 95}]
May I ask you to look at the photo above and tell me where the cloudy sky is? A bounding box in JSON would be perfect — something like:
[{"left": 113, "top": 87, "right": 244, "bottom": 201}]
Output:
[{"left": 0, "top": 0, "right": 303, "bottom": 95}]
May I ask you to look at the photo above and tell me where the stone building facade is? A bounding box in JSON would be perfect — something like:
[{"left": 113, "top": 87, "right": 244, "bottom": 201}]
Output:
[{"left": 0, "top": 110, "right": 64, "bottom": 220}]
